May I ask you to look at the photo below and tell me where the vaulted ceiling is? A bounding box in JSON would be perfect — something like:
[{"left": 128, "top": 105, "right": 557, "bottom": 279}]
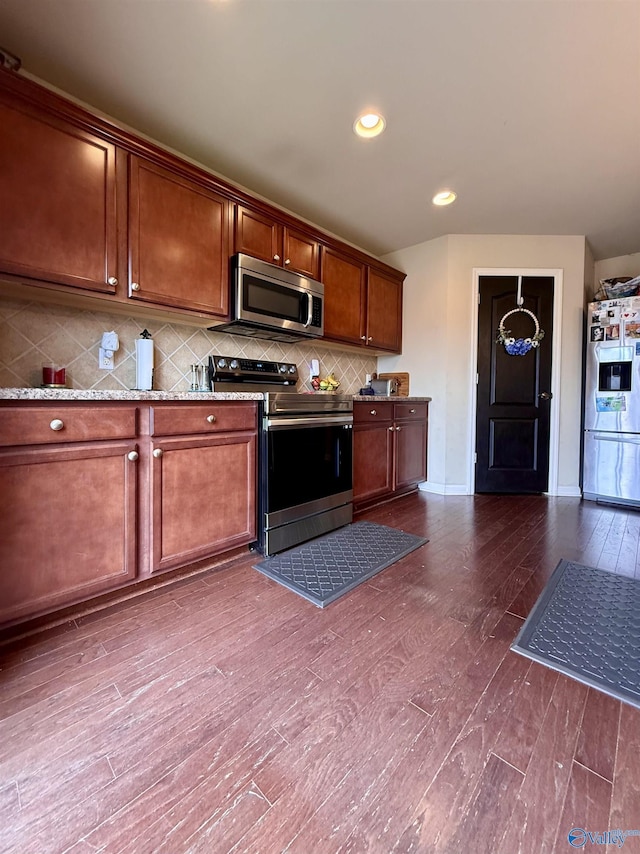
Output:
[{"left": 1, "top": 0, "right": 638, "bottom": 261}]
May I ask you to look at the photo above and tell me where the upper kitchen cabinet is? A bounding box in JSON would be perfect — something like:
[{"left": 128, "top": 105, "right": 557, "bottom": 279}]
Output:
[
  {"left": 0, "top": 81, "right": 118, "bottom": 295},
  {"left": 128, "top": 156, "right": 230, "bottom": 316},
  {"left": 321, "top": 247, "right": 367, "bottom": 346},
  {"left": 366, "top": 267, "right": 403, "bottom": 352},
  {"left": 234, "top": 205, "right": 320, "bottom": 279},
  {"left": 321, "top": 247, "right": 404, "bottom": 352}
]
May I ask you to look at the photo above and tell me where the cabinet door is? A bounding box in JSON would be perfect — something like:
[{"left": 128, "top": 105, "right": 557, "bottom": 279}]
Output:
[
  {"left": 283, "top": 227, "right": 319, "bottom": 279},
  {"left": 367, "top": 269, "right": 403, "bottom": 352},
  {"left": 234, "top": 205, "right": 282, "bottom": 265},
  {"left": 0, "top": 97, "right": 118, "bottom": 294},
  {"left": 353, "top": 422, "right": 394, "bottom": 505},
  {"left": 395, "top": 420, "right": 427, "bottom": 491},
  {"left": 321, "top": 247, "right": 366, "bottom": 346},
  {"left": 0, "top": 441, "right": 137, "bottom": 625},
  {"left": 129, "top": 156, "right": 229, "bottom": 315},
  {"left": 151, "top": 432, "right": 256, "bottom": 573}
]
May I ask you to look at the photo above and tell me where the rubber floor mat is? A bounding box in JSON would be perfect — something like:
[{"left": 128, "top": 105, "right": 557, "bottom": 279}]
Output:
[
  {"left": 252, "top": 521, "right": 428, "bottom": 607},
  {"left": 511, "top": 558, "right": 640, "bottom": 710}
]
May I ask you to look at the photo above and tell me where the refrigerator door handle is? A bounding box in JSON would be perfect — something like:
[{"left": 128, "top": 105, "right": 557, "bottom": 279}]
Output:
[{"left": 593, "top": 433, "right": 640, "bottom": 445}]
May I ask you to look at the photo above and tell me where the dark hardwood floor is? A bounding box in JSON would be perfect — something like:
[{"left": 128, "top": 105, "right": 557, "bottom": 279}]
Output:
[{"left": 1, "top": 492, "right": 639, "bottom": 853}]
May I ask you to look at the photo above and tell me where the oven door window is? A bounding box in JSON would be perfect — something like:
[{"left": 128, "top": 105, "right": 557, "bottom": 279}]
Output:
[{"left": 266, "top": 424, "right": 353, "bottom": 512}]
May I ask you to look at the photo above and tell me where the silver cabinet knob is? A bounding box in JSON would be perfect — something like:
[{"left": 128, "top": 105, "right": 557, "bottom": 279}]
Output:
[
  {"left": 410, "top": 409, "right": 416, "bottom": 413},
  {"left": 396, "top": 426, "right": 402, "bottom": 432},
  {"left": 388, "top": 425, "right": 394, "bottom": 431},
  {"left": 131, "top": 282, "right": 140, "bottom": 291},
  {"left": 206, "top": 414, "right": 216, "bottom": 423},
  {"left": 367, "top": 337, "right": 373, "bottom": 341},
  {"left": 273, "top": 254, "right": 280, "bottom": 262},
  {"left": 153, "top": 448, "right": 163, "bottom": 458},
  {"left": 127, "top": 451, "right": 139, "bottom": 462},
  {"left": 370, "top": 410, "right": 377, "bottom": 415},
  {"left": 49, "top": 419, "right": 64, "bottom": 431},
  {"left": 284, "top": 258, "right": 290, "bottom": 266},
  {"left": 107, "top": 276, "right": 118, "bottom": 286},
  {"left": 360, "top": 335, "right": 367, "bottom": 340}
]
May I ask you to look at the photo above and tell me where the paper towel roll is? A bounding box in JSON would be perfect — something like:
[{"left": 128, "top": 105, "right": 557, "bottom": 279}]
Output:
[{"left": 135, "top": 337, "right": 154, "bottom": 390}]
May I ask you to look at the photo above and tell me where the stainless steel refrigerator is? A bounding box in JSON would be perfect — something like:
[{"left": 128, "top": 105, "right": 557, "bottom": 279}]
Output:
[{"left": 583, "top": 295, "right": 640, "bottom": 507}]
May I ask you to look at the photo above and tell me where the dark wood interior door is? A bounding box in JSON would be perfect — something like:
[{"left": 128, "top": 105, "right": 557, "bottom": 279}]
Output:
[{"left": 475, "top": 276, "right": 554, "bottom": 493}]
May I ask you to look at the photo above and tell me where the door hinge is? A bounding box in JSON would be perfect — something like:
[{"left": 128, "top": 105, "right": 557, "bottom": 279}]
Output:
[
  {"left": 477, "top": 292, "right": 481, "bottom": 304},
  {"left": 473, "top": 452, "right": 478, "bottom": 464},
  {"left": 476, "top": 373, "right": 479, "bottom": 385}
]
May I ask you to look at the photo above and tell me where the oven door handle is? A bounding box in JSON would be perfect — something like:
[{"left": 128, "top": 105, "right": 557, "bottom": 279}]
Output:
[{"left": 264, "top": 415, "right": 354, "bottom": 430}]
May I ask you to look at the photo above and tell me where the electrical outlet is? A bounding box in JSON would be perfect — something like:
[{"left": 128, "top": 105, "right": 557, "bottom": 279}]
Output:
[{"left": 98, "top": 348, "right": 114, "bottom": 370}]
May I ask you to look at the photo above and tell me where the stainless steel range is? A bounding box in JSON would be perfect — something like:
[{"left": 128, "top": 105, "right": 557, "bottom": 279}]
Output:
[{"left": 207, "top": 356, "right": 353, "bottom": 556}]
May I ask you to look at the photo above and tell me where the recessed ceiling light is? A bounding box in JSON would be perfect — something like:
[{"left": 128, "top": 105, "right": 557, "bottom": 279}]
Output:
[
  {"left": 354, "top": 112, "right": 386, "bottom": 139},
  {"left": 432, "top": 190, "right": 457, "bottom": 206}
]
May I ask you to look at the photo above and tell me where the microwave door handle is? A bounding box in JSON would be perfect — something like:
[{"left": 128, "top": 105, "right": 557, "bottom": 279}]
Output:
[{"left": 304, "top": 293, "right": 313, "bottom": 327}]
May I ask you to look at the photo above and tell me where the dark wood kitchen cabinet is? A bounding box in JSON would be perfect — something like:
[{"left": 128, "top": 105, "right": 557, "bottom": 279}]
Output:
[
  {"left": 128, "top": 156, "right": 230, "bottom": 316},
  {"left": 353, "top": 400, "right": 428, "bottom": 510},
  {"left": 0, "top": 404, "right": 138, "bottom": 626},
  {"left": 149, "top": 402, "right": 257, "bottom": 574},
  {"left": 234, "top": 204, "right": 320, "bottom": 279},
  {"left": 0, "top": 87, "right": 118, "bottom": 294},
  {"left": 321, "top": 248, "right": 403, "bottom": 352}
]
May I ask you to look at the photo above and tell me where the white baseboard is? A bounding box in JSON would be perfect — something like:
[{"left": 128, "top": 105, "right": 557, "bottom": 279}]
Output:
[
  {"left": 418, "top": 481, "right": 471, "bottom": 496},
  {"left": 546, "top": 486, "right": 582, "bottom": 498}
]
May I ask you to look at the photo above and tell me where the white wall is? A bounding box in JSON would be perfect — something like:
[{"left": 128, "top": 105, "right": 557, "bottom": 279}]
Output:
[{"left": 380, "top": 234, "right": 588, "bottom": 496}]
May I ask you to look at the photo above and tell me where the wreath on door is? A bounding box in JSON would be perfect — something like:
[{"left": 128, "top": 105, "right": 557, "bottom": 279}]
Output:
[{"left": 496, "top": 307, "right": 545, "bottom": 356}]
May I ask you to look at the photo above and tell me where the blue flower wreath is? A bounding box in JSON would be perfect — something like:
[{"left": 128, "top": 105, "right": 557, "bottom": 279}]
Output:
[{"left": 496, "top": 308, "right": 545, "bottom": 356}]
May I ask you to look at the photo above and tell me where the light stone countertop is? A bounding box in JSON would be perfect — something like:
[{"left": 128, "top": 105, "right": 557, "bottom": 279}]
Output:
[{"left": 0, "top": 388, "right": 431, "bottom": 403}]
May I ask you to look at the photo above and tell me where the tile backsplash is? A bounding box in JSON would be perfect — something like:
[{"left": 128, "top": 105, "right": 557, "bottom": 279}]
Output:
[{"left": 0, "top": 298, "right": 376, "bottom": 394}]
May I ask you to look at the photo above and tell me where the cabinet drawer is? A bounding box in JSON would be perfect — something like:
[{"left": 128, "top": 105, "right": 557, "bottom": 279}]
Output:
[
  {"left": 394, "top": 402, "right": 428, "bottom": 422},
  {"left": 353, "top": 401, "right": 393, "bottom": 424},
  {"left": 150, "top": 402, "right": 257, "bottom": 436},
  {"left": 0, "top": 405, "right": 138, "bottom": 447}
]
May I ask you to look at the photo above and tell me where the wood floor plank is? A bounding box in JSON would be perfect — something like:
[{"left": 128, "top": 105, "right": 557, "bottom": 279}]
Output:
[
  {"left": 497, "top": 674, "right": 588, "bottom": 853},
  {"left": 609, "top": 702, "right": 640, "bottom": 832},
  {"left": 574, "top": 687, "right": 620, "bottom": 782},
  {"left": 554, "top": 760, "right": 612, "bottom": 851}
]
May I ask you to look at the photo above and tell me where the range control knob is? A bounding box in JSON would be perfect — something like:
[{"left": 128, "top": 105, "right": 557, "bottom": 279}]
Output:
[
  {"left": 230, "top": 359, "right": 238, "bottom": 369},
  {"left": 288, "top": 365, "right": 296, "bottom": 374},
  {"left": 217, "top": 358, "right": 227, "bottom": 369},
  {"left": 279, "top": 364, "right": 287, "bottom": 373}
]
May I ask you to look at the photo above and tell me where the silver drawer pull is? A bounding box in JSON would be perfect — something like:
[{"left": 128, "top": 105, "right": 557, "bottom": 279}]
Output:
[
  {"left": 153, "top": 448, "right": 163, "bottom": 458},
  {"left": 127, "top": 451, "right": 139, "bottom": 462},
  {"left": 370, "top": 409, "right": 377, "bottom": 415},
  {"left": 206, "top": 414, "right": 216, "bottom": 423},
  {"left": 410, "top": 408, "right": 416, "bottom": 413},
  {"left": 49, "top": 419, "right": 64, "bottom": 431}
]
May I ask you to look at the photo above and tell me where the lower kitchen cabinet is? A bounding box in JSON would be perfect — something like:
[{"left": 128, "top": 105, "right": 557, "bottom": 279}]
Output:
[
  {"left": 149, "top": 402, "right": 257, "bottom": 574},
  {"left": 353, "top": 400, "right": 428, "bottom": 510},
  {"left": 0, "top": 399, "right": 258, "bottom": 628},
  {"left": 0, "top": 404, "right": 139, "bottom": 626}
]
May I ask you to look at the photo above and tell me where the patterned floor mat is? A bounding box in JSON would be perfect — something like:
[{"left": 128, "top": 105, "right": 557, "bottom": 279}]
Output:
[
  {"left": 253, "top": 521, "right": 428, "bottom": 607},
  {"left": 511, "top": 558, "right": 640, "bottom": 709}
]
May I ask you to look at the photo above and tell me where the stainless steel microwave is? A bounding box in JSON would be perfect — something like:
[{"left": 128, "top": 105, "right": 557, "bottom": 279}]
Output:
[{"left": 211, "top": 254, "right": 324, "bottom": 342}]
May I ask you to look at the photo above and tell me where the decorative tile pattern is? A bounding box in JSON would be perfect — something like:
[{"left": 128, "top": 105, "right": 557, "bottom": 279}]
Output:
[{"left": 0, "top": 298, "right": 377, "bottom": 393}]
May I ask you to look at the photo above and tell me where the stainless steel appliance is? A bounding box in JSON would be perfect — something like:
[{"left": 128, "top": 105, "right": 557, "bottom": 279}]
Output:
[
  {"left": 211, "top": 254, "right": 324, "bottom": 342},
  {"left": 583, "top": 295, "right": 640, "bottom": 507},
  {"left": 205, "top": 356, "right": 353, "bottom": 555}
]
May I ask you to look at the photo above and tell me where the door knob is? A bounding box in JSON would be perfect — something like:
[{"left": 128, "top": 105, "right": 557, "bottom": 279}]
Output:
[{"left": 538, "top": 391, "right": 553, "bottom": 400}]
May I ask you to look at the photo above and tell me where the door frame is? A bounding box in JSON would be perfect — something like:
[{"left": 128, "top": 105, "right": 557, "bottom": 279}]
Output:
[{"left": 467, "top": 268, "right": 564, "bottom": 495}]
